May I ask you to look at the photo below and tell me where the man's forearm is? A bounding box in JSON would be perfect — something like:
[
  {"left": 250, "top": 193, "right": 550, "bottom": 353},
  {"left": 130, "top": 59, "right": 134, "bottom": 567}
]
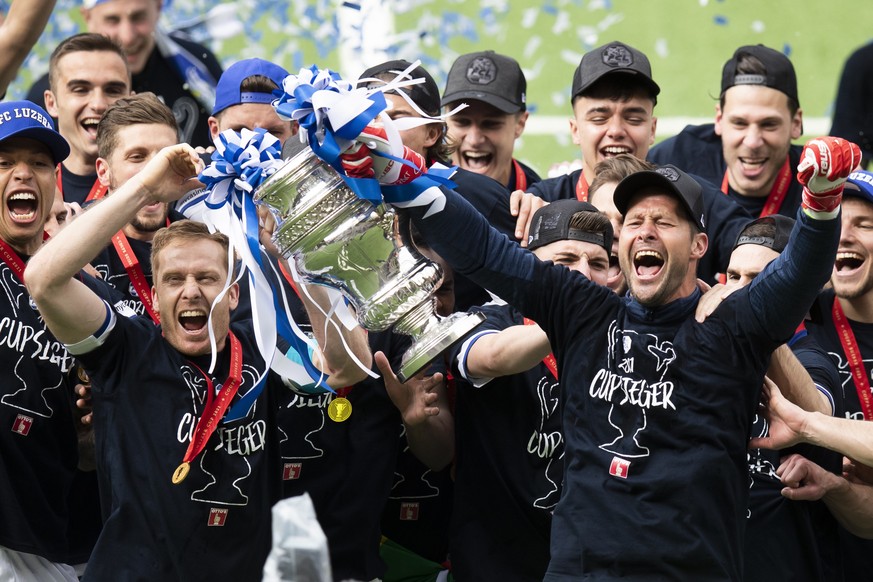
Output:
[
  {"left": 0, "top": 0, "right": 56, "bottom": 93},
  {"left": 823, "top": 476, "right": 873, "bottom": 538},
  {"left": 767, "top": 345, "right": 831, "bottom": 414},
  {"left": 803, "top": 413, "right": 873, "bottom": 467}
]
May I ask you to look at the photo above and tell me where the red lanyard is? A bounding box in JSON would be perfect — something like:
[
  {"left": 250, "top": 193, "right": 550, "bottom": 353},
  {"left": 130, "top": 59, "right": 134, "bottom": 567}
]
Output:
[
  {"left": 721, "top": 157, "right": 791, "bottom": 218},
  {"left": 832, "top": 299, "right": 873, "bottom": 420},
  {"left": 111, "top": 231, "right": 160, "bottom": 324},
  {"left": 0, "top": 238, "right": 26, "bottom": 283},
  {"left": 512, "top": 159, "right": 527, "bottom": 192},
  {"left": 56, "top": 164, "right": 108, "bottom": 203},
  {"left": 523, "top": 317, "right": 558, "bottom": 379},
  {"left": 173, "top": 331, "right": 244, "bottom": 484},
  {"left": 575, "top": 171, "right": 589, "bottom": 202}
]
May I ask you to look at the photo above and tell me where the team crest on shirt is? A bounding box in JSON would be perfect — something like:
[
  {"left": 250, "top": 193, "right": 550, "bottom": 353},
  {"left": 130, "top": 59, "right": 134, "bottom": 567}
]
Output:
[
  {"left": 466, "top": 57, "right": 497, "bottom": 85},
  {"left": 602, "top": 45, "right": 633, "bottom": 68},
  {"left": 590, "top": 322, "right": 678, "bottom": 464}
]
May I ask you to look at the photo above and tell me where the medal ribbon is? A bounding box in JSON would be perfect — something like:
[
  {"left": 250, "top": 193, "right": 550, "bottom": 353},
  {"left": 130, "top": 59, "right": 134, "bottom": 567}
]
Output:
[
  {"left": 575, "top": 171, "right": 589, "bottom": 202},
  {"left": 0, "top": 238, "right": 26, "bottom": 283},
  {"left": 523, "top": 317, "right": 558, "bottom": 380},
  {"left": 721, "top": 157, "right": 791, "bottom": 217},
  {"left": 512, "top": 159, "right": 528, "bottom": 192},
  {"left": 175, "top": 331, "right": 244, "bottom": 479},
  {"left": 111, "top": 231, "right": 160, "bottom": 325},
  {"left": 832, "top": 299, "right": 873, "bottom": 420},
  {"left": 55, "top": 164, "right": 108, "bottom": 203}
]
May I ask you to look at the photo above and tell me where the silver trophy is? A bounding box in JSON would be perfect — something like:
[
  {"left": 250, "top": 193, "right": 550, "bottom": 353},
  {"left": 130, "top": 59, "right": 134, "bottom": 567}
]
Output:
[{"left": 254, "top": 139, "right": 484, "bottom": 382}]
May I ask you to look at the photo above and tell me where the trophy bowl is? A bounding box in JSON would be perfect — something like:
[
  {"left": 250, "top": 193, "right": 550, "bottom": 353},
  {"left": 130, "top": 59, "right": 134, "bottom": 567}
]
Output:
[{"left": 254, "top": 141, "right": 484, "bottom": 382}]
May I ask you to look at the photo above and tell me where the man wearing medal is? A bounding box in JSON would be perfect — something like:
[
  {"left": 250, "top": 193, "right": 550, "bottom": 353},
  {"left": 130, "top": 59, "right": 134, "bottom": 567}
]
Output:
[
  {"left": 24, "top": 141, "right": 373, "bottom": 580},
  {"left": 43, "top": 33, "right": 132, "bottom": 206},
  {"left": 804, "top": 169, "right": 873, "bottom": 578},
  {"left": 649, "top": 44, "right": 805, "bottom": 219}
]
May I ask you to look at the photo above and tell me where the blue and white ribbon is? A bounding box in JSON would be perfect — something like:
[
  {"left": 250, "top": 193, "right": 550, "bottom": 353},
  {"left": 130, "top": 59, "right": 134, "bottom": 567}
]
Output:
[
  {"left": 272, "top": 62, "right": 461, "bottom": 211},
  {"left": 197, "top": 127, "right": 332, "bottom": 422},
  {"left": 153, "top": 27, "right": 218, "bottom": 113}
]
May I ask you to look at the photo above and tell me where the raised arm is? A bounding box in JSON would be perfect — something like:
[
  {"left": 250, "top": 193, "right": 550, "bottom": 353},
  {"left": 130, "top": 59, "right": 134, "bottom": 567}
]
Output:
[
  {"left": 766, "top": 345, "right": 831, "bottom": 415},
  {"left": 24, "top": 144, "right": 203, "bottom": 343},
  {"left": 748, "top": 138, "right": 861, "bottom": 342},
  {"left": 464, "top": 323, "right": 551, "bottom": 380},
  {"left": 0, "top": 0, "right": 57, "bottom": 97}
]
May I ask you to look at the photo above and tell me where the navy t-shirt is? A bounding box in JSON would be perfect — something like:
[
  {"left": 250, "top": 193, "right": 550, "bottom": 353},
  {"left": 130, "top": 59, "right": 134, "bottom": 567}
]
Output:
[
  {"left": 648, "top": 123, "right": 805, "bottom": 218},
  {"left": 528, "top": 167, "right": 753, "bottom": 284},
  {"left": 744, "top": 334, "right": 844, "bottom": 582},
  {"left": 76, "top": 316, "right": 290, "bottom": 580},
  {"left": 58, "top": 165, "right": 100, "bottom": 206},
  {"left": 446, "top": 302, "right": 562, "bottom": 581},
  {"left": 406, "top": 186, "right": 838, "bottom": 580},
  {"left": 806, "top": 288, "right": 873, "bottom": 580}
]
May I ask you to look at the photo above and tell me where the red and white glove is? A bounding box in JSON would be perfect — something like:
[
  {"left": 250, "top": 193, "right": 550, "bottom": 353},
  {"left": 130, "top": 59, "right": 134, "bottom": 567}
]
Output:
[
  {"left": 797, "top": 136, "right": 862, "bottom": 214},
  {"left": 340, "top": 141, "right": 375, "bottom": 179},
  {"left": 345, "top": 123, "right": 427, "bottom": 186}
]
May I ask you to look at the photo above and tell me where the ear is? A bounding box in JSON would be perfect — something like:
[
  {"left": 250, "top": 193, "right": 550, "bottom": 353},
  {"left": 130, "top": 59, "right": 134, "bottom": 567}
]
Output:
[
  {"left": 690, "top": 231, "right": 708, "bottom": 261},
  {"left": 569, "top": 117, "right": 581, "bottom": 146},
  {"left": 95, "top": 157, "right": 111, "bottom": 188},
  {"left": 649, "top": 116, "right": 658, "bottom": 146},
  {"left": 227, "top": 282, "right": 240, "bottom": 311},
  {"left": 207, "top": 116, "right": 220, "bottom": 143},
  {"left": 44, "top": 90, "right": 59, "bottom": 118},
  {"left": 151, "top": 285, "right": 160, "bottom": 317},
  {"left": 422, "top": 121, "right": 443, "bottom": 149},
  {"left": 790, "top": 108, "right": 803, "bottom": 141},
  {"left": 713, "top": 104, "right": 724, "bottom": 137},
  {"left": 514, "top": 111, "right": 529, "bottom": 139}
]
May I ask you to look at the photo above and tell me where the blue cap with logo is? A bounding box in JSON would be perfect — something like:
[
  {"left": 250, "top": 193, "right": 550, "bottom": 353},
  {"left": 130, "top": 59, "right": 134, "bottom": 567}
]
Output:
[
  {"left": 0, "top": 101, "right": 69, "bottom": 164},
  {"left": 212, "top": 58, "right": 290, "bottom": 116},
  {"left": 844, "top": 170, "right": 873, "bottom": 204}
]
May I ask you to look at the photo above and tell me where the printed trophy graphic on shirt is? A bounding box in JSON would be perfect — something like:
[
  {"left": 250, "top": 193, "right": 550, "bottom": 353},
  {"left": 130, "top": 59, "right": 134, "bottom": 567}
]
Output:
[
  {"left": 255, "top": 138, "right": 484, "bottom": 381},
  {"left": 598, "top": 322, "right": 677, "bottom": 459}
]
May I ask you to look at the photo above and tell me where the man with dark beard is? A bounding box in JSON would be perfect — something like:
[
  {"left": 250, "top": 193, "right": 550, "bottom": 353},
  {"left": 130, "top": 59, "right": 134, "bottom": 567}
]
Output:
[{"left": 90, "top": 93, "right": 183, "bottom": 319}]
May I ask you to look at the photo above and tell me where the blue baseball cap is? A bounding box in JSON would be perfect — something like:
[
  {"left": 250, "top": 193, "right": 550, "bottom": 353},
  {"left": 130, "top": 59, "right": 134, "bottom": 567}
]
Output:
[
  {"left": 844, "top": 170, "right": 873, "bottom": 204},
  {"left": 212, "top": 58, "right": 290, "bottom": 116},
  {"left": 0, "top": 101, "right": 69, "bottom": 164}
]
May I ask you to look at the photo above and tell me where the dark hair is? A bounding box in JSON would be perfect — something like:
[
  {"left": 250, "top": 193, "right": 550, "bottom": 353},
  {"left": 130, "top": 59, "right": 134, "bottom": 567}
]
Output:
[
  {"left": 737, "top": 220, "right": 776, "bottom": 241},
  {"left": 572, "top": 75, "right": 658, "bottom": 108},
  {"left": 48, "top": 33, "right": 128, "bottom": 91},
  {"left": 97, "top": 93, "right": 178, "bottom": 159},
  {"left": 589, "top": 154, "right": 656, "bottom": 196},
  {"left": 568, "top": 209, "right": 613, "bottom": 249},
  {"left": 719, "top": 53, "right": 800, "bottom": 115},
  {"left": 151, "top": 220, "right": 233, "bottom": 278}
]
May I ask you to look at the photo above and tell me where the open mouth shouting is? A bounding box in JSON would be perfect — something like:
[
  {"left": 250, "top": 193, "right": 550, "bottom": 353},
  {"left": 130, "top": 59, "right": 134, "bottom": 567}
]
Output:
[
  {"left": 633, "top": 249, "right": 664, "bottom": 279},
  {"left": 7, "top": 191, "right": 39, "bottom": 224},
  {"left": 834, "top": 251, "right": 865, "bottom": 277},
  {"left": 601, "top": 145, "right": 633, "bottom": 159},
  {"left": 179, "top": 309, "right": 208, "bottom": 335},
  {"left": 461, "top": 150, "right": 492, "bottom": 172},
  {"left": 81, "top": 118, "right": 100, "bottom": 141},
  {"left": 737, "top": 156, "right": 769, "bottom": 178}
]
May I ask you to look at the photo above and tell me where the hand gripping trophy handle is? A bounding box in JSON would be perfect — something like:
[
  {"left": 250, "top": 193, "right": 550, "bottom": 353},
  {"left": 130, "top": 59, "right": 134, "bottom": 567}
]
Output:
[{"left": 254, "top": 139, "right": 484, "bottom": 382}]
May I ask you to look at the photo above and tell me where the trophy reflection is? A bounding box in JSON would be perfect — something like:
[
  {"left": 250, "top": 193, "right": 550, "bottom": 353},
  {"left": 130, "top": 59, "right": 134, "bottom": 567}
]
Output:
[{"left": 254, "top": 140, "right": 484, "bottom": 382}]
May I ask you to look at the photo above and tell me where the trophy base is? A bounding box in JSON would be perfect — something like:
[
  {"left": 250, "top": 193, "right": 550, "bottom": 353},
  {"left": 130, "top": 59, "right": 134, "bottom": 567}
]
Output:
[{"left": 397, "top": 311, "right": 486, "bottom": 383}]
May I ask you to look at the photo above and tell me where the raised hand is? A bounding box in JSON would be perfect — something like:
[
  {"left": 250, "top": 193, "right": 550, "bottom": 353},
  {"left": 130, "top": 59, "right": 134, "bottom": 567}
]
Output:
[{"left": 797, "top": 136, "right": 862, "bottom": 214}]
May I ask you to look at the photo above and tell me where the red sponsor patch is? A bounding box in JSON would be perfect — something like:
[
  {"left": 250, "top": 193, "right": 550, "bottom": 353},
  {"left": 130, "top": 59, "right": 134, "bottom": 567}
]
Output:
[
  {"left": 12, "top": 414, "right": 33, "bottom": 436},
  {"left": 399, "top": 502, "right": 419, "bottom": 521},
  {"left": 609, "top": 456, "right": 630, "bottom": 479},
  {"left": 208, "top": 508, "right": 228, "bottom": 527},
  {"left": 283, "top": 462, "right": 302, "bottom": 480}
]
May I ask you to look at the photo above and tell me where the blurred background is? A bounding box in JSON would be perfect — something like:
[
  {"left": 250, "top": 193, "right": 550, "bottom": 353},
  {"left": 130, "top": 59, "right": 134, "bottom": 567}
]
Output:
[{"left": 9, "top": 0, "right": 869, "bottom": 176}]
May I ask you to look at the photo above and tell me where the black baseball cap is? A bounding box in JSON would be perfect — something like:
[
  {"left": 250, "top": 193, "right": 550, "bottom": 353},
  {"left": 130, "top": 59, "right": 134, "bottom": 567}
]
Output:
[
  {"left": 571, "top": 41, "right": 660, "bottom": 101},
  {"left": 733, "top": 214, "right": 795, "bottom": 253},
  {"left": 441, "top": 51, "right": 526, "bottom": 114},
  {"left": 613, "top": 165, "right": 706, "bottom": 233},
  {"left": 528, "top": 199, "right": 613, "bottom": 254},
  {"left": 720, "top": 45, "right": 799, "bottom": 106},
  {"left": 358, "top": 60, "right": 442, "bottom": 117}
]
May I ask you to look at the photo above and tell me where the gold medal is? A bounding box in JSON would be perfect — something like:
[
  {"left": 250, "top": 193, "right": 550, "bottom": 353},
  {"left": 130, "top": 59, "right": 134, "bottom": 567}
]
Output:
[
  {"left": 172, "top": 462, "right": 190, "bottom": 484},
  {"left": 76, "top": 367, "right": 90, "bottom": 384},
  {"left": 327, "top": 397, "right": 352, "bottom": 422}
]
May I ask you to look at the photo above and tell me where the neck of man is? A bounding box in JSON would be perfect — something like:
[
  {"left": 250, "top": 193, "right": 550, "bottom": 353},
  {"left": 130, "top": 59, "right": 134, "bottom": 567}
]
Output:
[
  {"left": 4, "top": 234, "right": 43, "bottom": 257},
  {"left": 63, "top": 149, "right": 97, "bottom": 177},
  {"left": 837, "top": 293, "right": 873, "bottom": 324}
]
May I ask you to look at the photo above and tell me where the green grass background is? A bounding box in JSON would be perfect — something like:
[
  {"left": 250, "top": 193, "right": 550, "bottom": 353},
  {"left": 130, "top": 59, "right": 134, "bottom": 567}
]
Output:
[{"left": 10, "top": 0, "right": 870, "bottom": 176}]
